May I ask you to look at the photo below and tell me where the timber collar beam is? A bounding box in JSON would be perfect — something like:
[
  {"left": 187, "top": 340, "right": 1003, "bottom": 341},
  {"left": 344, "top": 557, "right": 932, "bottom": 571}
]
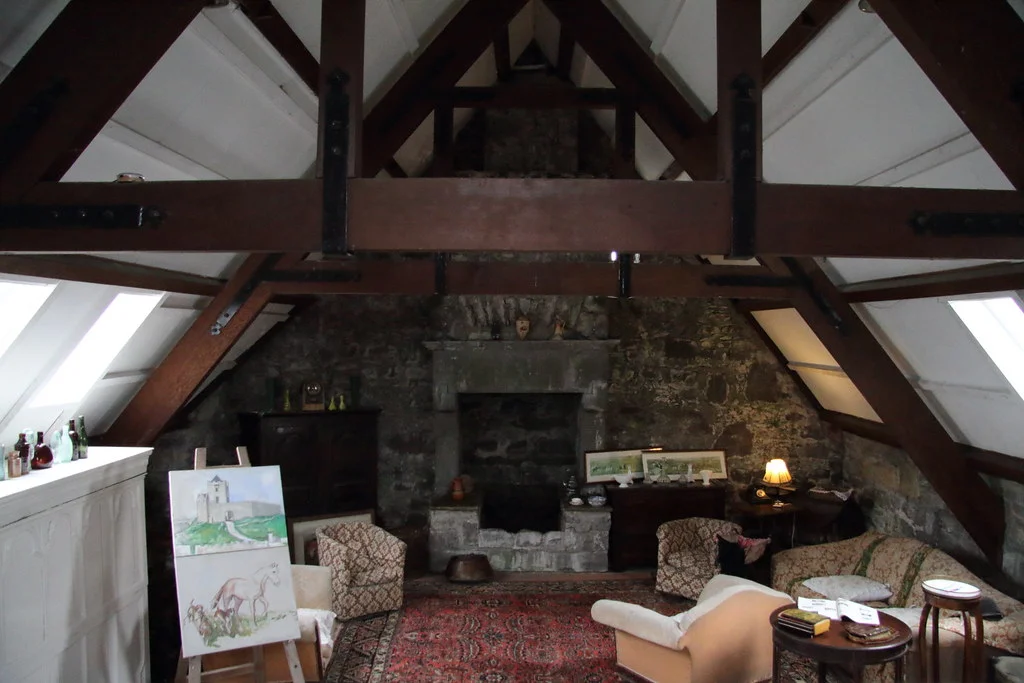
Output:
[{"left": 1, "top": 179, "right": 1021, "bottom": 258}]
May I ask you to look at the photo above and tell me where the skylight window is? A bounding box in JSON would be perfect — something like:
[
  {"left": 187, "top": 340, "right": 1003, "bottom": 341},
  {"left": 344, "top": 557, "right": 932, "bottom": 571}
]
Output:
[
  {"left": 30, "top": 292, "right": 161, "bottom": 407},
  {"left": 0, "top": 280, "right": 55, "bottom": 359},
  {"left": 950, "top": 296, "right": 1024, "bottom": 401}
]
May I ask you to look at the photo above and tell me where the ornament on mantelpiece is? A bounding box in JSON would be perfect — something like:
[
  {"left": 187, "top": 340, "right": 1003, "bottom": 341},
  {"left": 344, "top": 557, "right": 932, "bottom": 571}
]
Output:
[
  {"left": 327, "top": 395, "right": 337, "bottom": 411},
  {"left": 302, "top": 380, "right": 325, "bottom": 411},
  {"left": 490, "top": 321, "right": 502, "bottom": 340},
  {"left": 552, "top": 317, "right": 565, "bottom": 340},
  {"left": 515, "top": 314, "right": 531, "bottom": 340},
  {"left": 283, "top": 389, "right": 292, "bottom": 412},
  {"left": 337, "top": 394, "right": 347, "bottom": 410}
]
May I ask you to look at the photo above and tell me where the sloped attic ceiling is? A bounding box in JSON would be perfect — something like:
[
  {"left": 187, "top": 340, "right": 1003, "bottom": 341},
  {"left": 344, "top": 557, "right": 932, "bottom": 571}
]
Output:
[{"left": 0, "top": 0, "right": 1022, "bottom": 559}]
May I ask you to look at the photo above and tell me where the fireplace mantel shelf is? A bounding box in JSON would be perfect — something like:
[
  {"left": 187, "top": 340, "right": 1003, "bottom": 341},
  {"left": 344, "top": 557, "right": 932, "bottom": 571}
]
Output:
[{"left": 424, "top": 340, "right": 619, "bottom": 352}]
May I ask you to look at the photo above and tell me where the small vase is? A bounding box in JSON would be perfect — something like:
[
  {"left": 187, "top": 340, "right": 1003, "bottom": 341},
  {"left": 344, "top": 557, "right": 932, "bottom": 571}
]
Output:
[
  {"left": 451, "top": 476, "right": 465, "bottom": 502},
  {"left": 515, "top": 314, "right": 531, "bottom": 340}
]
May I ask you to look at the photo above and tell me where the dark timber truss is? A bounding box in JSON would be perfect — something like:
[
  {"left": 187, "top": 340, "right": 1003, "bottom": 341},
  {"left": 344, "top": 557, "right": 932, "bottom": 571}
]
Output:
[{"left": 0, "top": 0, "right": 1021, "bottom": 563}]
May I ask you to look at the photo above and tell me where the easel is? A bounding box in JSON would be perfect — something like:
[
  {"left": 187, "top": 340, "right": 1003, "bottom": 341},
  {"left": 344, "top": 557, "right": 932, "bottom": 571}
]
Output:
[{"left": 174, "top": 447, "right": 304, "bottom": 683}]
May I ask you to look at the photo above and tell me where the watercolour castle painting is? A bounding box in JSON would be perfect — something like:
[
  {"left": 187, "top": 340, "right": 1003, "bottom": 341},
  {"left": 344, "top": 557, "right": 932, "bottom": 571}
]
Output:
[
  {"left": 170, "top": 467, "right": 288, "bottom": 557},
  {"left": 169, "top": 466, "right": 299, "bottom": 657}
]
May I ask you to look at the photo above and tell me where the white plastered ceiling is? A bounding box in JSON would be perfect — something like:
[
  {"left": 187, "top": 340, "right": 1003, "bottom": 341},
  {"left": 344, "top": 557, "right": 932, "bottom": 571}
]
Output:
[{"left": 0, "top": 0, "right": 1021, "bottom": 454}]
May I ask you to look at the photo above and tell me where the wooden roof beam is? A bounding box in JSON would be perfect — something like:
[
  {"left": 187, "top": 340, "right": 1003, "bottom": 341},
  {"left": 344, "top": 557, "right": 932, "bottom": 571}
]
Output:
[
  {"left": 361, "top": 0, "right": 529, "bottom": 176},
  {"left": 430, "top": 85, "right": 622, "bottom": 109},
  {"left": 869, "top": 0, "right": 1024, "bottom": 190},
  {"left": 771, "top": 256, "right": 1005, "bottom": 563},
  {"left": 0, "top": 254, "right": 223, "bottom": 297},
  {"left": 0, "top": 0, "right": 207, "bottom": 202},
  {"left": 102, "top": 254, "right": 277, "bottom": 446},
  {"left": 317, "top": 0, "right": 364, "bottom": 178},
  {"left": 842, "top": 262, "right": 1024, "bottom": 303},
  {"left": 5, "top": 179, "right": 1024, "bottom": 256},
  {"left": 236, "top": 0, "right": 319, "bottom": 94}
]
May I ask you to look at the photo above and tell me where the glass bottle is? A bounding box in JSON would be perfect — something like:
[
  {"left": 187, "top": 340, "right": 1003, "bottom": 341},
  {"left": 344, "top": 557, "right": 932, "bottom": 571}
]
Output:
[
  {"left": 67, "top": 419, "right": 80, "bottom": 461},
  {"left": 15, "top": 432, "right": 29, "bottom": 476},
  {"left": 31, "top": 431, "right": 53, "bottom": 469},
  {"left": 77, "top": 415, "right": 88, "bottom": 459}
]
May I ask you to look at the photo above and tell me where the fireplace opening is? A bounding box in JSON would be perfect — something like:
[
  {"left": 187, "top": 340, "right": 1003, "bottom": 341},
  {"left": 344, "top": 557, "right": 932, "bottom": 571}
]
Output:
[{"left": 459, "top": 393, "right": 580, "bottom": 533}]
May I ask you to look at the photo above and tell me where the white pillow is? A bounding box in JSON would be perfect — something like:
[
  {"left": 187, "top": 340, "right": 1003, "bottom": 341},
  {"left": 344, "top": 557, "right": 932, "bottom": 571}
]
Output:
[{"left": 803, "top": 575, "right": 893, "bottom": 602}]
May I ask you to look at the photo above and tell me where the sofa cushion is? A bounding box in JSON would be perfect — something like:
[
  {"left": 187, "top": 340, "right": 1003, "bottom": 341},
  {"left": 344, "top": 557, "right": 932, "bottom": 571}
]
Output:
[{"left": 803, "top": 575, "right": 893, "bottom": 602}]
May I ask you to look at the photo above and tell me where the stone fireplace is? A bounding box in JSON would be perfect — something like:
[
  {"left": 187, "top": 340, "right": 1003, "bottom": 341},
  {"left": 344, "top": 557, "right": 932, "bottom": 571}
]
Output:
[{"left": 425, "top": 340, "right": 617, "bottom": 571}]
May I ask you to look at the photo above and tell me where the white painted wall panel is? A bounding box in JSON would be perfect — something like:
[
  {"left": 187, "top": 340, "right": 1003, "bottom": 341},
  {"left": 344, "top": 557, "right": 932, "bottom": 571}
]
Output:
[
  {"left": 0, "top": 0, "right": 68, "bottom": 79},
  {"left": 81, "top": 252, "right": 243, "bottom": 280},
  {"left": 751, "top": 308, "right": 838, "bottom": 365},
  {"left": 113, "top": 24, "right": 316, "bottom": 180},
  {"left": 764, "top": 39, "right": 968, "bottom": 186},
  {"left": 62, "top": 133, "right": 201, "bottom": 183},
  {"left": 399, "top": 0, "right": 461, "bottom": 40},
  {"left": 893, "top": 147, "right": 1013, "bottom": 191}
]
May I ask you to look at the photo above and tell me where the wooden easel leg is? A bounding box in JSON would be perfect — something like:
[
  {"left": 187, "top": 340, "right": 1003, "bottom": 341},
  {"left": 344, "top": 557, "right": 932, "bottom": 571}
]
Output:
[
  {"left": 187, "top": 656, "right": 201, "bottom": 683},
  {"left": 253, "top": 645, "right": 267, "bottom": 683},
  {"left": 174, "top": 652, "right": 188, "bottom": 683},
  {"left": 283, "top": 640, "right": 305, "bottom": 683}
]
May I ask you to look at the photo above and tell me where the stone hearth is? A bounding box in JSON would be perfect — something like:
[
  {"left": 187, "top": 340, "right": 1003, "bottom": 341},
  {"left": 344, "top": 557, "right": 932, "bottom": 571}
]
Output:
[{"left": 425, "top": 340, "right": 617, "bottom": 571}]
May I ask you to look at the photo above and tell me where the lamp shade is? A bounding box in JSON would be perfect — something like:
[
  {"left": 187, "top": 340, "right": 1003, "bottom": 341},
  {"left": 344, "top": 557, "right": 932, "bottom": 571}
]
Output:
[{"left": 762, "top": 458, "right": 792, "bottom": 486}]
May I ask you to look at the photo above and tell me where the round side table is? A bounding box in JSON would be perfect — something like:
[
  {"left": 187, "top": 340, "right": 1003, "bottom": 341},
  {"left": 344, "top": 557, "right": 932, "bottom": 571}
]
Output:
[
  {"left": 918, "top": 581, "right": 984, "bottom": 683},
  {"left": 771, "top": 605, "right": 912, "bottom": 683}
]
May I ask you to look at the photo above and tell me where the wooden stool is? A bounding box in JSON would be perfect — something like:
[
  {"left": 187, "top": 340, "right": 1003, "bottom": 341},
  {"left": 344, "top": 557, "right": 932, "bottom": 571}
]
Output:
[{"left": 918, "top": 581, "right": 984, "bottom": 683}]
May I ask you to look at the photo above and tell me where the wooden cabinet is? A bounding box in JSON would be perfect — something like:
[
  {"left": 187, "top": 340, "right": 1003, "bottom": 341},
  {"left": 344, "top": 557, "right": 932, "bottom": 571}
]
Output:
[
  {"left": 606, "top": 483, "right": 726, "bottom": 571},
  {"left": 238, "top": 410, "right": 379, "bottom": 518}
]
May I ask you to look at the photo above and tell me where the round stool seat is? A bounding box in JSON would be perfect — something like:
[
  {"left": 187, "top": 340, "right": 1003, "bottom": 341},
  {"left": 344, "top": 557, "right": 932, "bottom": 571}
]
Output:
[
  {"left": 918, "top": 579, "right": 984, "bottom": 683},
  {"left": 445, "top": 553, "right": 494, "bottom": 583}
]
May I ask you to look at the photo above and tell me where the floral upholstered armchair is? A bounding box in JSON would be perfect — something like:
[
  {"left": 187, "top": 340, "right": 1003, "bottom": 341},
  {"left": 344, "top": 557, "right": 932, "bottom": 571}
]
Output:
[
  {"left": 316, "top": 522, "right": 406, "bottom": 620},
  {"left": 656, "top": 517, "right": 742, "bottom": 600}
]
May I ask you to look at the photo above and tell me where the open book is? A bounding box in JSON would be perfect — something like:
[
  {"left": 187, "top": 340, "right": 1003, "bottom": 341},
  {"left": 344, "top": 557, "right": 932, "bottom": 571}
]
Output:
[{"left": 797, "top": 597, "right": 880, "bottom": 625}]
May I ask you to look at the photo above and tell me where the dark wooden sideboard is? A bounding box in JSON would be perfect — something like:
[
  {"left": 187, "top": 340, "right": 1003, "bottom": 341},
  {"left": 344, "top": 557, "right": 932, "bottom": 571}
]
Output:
[
  {"left": 238, "top": 410, "right": 379, "bottom": 518},
  {"left": 606, "top": 483, "right": 727, "bottom": 571}
]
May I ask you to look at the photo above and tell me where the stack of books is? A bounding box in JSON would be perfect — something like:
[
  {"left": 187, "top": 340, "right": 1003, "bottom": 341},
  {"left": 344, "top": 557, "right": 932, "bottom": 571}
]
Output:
[{"left": 777, "top": 608, "right": 831, "bottom": 636}]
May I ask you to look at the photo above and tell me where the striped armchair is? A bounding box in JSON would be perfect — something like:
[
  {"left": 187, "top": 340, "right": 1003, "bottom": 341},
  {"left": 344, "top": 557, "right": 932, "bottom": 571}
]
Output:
[
  {"left": 656, "top": 517, "right": 742, "bottom": 600},
  {"left": 316, "top": 522, "right": 406, "bottom": 620}
]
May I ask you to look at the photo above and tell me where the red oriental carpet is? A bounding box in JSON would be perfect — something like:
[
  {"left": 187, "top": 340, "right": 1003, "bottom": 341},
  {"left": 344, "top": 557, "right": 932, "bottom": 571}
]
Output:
[{"left": 324, "top": 577, "right": 818, "bottom": 682}]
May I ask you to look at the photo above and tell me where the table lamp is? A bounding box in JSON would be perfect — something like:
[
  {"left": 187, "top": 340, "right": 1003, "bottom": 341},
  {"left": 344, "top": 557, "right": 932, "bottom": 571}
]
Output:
[{"left": 762, "top": 458, "right": 792, "bottom": 507}]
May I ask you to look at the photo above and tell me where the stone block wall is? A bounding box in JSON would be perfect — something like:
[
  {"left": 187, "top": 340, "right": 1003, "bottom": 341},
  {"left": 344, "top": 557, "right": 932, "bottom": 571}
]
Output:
[{"left": 429, "top": 504, "right": 610, "bottom": 572}]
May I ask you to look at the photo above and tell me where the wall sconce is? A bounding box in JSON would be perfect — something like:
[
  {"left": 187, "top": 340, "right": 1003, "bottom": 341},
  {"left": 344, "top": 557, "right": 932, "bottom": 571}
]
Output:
[{"left": 762, "top": 458, "right": 793, "bottom": 507}]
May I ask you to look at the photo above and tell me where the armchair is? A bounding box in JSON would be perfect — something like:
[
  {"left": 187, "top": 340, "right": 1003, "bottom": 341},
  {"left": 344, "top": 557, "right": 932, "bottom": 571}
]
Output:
[
  {"left": 316, "top": 522, "right": 406, "bottom": 620},
  {"left": 656, "top": 517, "right": 742, "bottom": 600},
  {"left": 592, "top": 574, "right": 792, "bottom": 683}
]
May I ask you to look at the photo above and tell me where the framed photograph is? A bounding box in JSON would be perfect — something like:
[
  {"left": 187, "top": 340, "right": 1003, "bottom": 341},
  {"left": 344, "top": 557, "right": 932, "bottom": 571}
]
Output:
[
  {"left": 584, "top": 449, "right": 644, "bottom": 483},
  {"left": 641, "top": 450, "right": 728, "bottom": 480},
  {"left": 288, "top": 510, "right": 375, "bottom": 565}
]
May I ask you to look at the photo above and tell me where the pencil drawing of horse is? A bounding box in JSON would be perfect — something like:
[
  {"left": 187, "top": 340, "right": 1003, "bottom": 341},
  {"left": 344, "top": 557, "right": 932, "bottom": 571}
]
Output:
[{"left": 210, "top": 562, "right": 281, "bottom": 629}]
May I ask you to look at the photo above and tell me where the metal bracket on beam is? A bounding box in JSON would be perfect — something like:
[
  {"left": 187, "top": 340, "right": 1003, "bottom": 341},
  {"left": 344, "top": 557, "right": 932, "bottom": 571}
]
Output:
[
  {"left": 322, "top": 69, "right": 350, "bottom": 256},
  {"left": 435, "top": 253, "right": 448, "bottom": 296},
  {"left": 782, "top": 257, "right": 846, "bottom": 334},
  {"left": 0, "top": 204, "right": 163, "bottom": 229},
  {"left": 0, "top": 78, "right": 69, "bottom": 172},
  {"left": 618, "top": 255, "right": 632, "bottom": 298},
  {"left": 210, "top": 254, "right": 283, "bottom": 336},
  {"left": 911, "top": 212, "right": 1024, "bottom": 237},
  {"left": 727, "top": 74, "right": 757, "bottom": 260}
]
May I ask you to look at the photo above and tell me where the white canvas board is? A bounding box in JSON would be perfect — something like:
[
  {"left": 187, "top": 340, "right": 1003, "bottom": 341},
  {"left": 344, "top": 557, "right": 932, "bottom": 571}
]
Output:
[
  {"left": 175, "top": 545, "right": 300, "bottom": 657},
  {"left": 169, "top": 466, "right": 287, "bottom": 557}
]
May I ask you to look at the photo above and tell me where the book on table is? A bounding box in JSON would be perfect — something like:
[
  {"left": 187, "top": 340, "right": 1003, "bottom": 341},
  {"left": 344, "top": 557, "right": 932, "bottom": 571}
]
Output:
[
  {"left": 777, "top": 608, "right": 831, "bottom": 636},
  {"left": 797, "top": 597, "right": 880, "bottom": 626}
]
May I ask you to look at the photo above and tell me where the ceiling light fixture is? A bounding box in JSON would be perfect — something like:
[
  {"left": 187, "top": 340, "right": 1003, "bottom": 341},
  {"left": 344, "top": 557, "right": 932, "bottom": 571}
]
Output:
[
  {"left": 858, "top": 0, "right": 875, "bottom": 12},
  {"left": 610, "top": 251, "right": 618, "bottom": 262}
]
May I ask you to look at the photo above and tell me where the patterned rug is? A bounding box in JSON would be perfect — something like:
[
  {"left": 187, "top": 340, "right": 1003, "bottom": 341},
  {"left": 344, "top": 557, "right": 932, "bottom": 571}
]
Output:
[{"left": 325, "top": 577, "right": 819, "bottom": 682}]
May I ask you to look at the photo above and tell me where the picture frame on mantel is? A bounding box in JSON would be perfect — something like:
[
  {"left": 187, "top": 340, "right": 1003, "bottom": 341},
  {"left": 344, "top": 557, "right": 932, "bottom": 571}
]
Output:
[
  {"left": 584, "top": 449, "right": 644, "bottom": 483},
  {"left": 641, "top": 450, "right": 728, "bottom": 479},
  {"left": 289, "top": 510, "right": 375, "bottom": 565}
]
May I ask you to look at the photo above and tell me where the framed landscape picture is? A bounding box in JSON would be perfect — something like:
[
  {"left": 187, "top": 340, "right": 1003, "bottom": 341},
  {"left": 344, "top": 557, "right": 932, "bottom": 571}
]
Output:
[
  {"left": 288, "top": 510, "right": 376, "bottom": 565},
  {"left": 584, "top": 449, "right": 644, "bottom": 483},
  {"left": 641, "top": 450, "right": 728, "bottom": 479}
]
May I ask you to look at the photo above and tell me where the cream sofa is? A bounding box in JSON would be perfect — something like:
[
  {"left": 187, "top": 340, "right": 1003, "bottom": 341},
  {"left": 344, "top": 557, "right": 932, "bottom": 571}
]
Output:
[{"left": 592, "top": 574, "right": 791, "bottom": 683}]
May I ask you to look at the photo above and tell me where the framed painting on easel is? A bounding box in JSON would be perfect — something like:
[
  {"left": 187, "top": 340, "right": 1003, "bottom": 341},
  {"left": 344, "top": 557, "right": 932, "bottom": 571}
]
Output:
[{"left": 169, "top": 465, "right": 300, "bottom": 658}]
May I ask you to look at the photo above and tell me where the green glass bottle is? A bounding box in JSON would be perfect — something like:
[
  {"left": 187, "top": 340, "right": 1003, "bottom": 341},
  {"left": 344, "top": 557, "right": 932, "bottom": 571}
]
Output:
[
  {"left": 77, "top": 415, "right": 89, "bottom": 459},
  {"left": 68, "top": 419, "right": 80, "bottom": 461}
]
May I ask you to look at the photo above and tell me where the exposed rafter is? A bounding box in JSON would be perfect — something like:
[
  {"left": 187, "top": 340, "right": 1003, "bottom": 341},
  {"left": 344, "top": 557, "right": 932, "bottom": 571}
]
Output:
[
  {"left": 102, "top": 255, "right": 277, "bottom": 446},
  {"left": 0, "top": 254, "right": 224, "bottom": 297},
  {"left": 841, "top": 262, "right": 1024, "bottom": 303},
  {"left": 771, "top": 257, "right": 1004, "bottom": 562},
  {"left": 0, "top": 0, "right": 208, "bottom": 201},
  {"left": 361, "top": 0, "right": 529, "bottom": 176},
  {"left": 236, "top": 0, "right": 319, "bottom": 93},
  {"left": 318, "top": 0, "right": 365, "bottom": 177},
  {"left": 431, "top": 85, "right": 622, "bottom": 109},
  {"left": 870, "top": 0, "right": 1024, "bottom": 190}
]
